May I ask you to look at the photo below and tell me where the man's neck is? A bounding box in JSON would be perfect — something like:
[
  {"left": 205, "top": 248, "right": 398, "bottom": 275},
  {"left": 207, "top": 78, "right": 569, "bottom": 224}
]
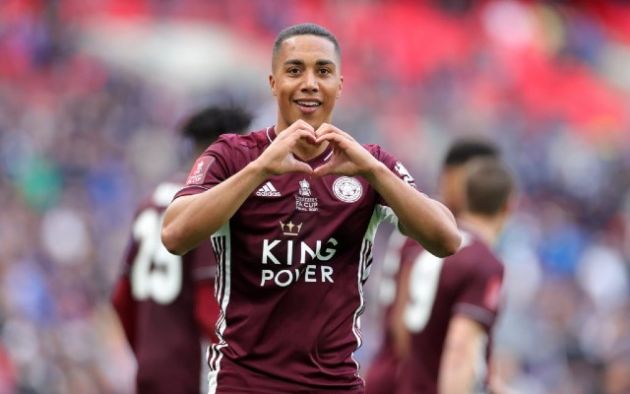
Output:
[{"left": 457, "top": 213, "right": 503, "bottom": 246}]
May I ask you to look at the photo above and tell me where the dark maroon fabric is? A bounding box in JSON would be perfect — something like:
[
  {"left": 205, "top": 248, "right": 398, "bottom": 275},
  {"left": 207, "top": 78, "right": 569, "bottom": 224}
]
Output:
[
  {"left": 364, "top": 231, "right": 414, "bottom": 394},
  {"left": 364, "top": 344, "right": 402, "bottom": 394},
  {"left": 175, "top": 127, "right": 416, "bottom": 393},
  {"left": 397, "top": 230, "right": 504, "bottom": 394},
  {"left": 116, "top": 181, "right": 217, "bottom": 394}
]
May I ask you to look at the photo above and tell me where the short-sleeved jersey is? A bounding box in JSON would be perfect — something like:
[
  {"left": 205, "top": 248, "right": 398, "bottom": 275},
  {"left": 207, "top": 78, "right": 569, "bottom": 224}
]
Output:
[
  {"left": 119, "top": 181, "right": 216, "bottom": 394},
  {"left": 398, "top": 229, "right": 504, "bottom": 394},
  {"left": 174, "top": 127, "right": 416, "bottom": 393}
]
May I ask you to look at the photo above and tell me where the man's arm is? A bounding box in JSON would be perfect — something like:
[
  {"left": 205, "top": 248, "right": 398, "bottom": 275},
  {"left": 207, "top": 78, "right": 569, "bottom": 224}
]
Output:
[
  {"left": 438, "top": 315, "right": 486, "bottom": 394},
  {"left": 314, "top": 124, "right": 460, "bottom": 257},
  {"left": 365, "top": 165, "right": 459, "bottom": 257},
  {"left": 162, "top": 121, "right": 316, "bottom": 255}
]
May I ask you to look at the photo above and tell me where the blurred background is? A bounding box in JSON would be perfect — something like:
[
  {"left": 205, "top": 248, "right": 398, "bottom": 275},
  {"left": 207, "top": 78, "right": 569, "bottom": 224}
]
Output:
[{"left": 1, "top": 0, "right": 629, "bottom": 393}]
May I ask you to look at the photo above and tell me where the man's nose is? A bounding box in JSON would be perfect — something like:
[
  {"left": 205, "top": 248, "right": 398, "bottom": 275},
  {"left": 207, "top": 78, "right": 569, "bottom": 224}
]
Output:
[{"left": 301, "top": 71, "right": 318, "bottom": 92}]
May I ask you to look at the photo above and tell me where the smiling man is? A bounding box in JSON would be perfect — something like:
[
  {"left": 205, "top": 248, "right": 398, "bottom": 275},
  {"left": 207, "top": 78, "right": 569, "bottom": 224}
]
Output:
[{"left": 161, "top": 23, "right": 460, "bottom": 394}]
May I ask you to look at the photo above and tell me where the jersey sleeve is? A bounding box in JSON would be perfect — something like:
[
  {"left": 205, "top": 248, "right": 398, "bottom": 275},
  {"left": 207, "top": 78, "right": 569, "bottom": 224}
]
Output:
[
  {"left": 371, "top": 144, "right": 417, "bottom": 193},
  {"left": 369, "top": 144, "right": 419, "bottom": 227},
  {"left": 174, "top": 134, "right": 242, "bottom": 199},
  {"left": 453, "top": 261, "right": 504, "bottom": 331}
]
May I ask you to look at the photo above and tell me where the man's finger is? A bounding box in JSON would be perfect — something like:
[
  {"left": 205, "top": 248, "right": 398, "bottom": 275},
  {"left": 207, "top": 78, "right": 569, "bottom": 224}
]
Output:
[
  {"left": 293, "top": 161, "right": 315, "bottom": 174},
  {"left": 313, "top": 162, "right": 334, "bottom": 177},
  {"left": 315, "top": 123, "right": 338, "bottom": 138},
  {"left": 315, "top": 124, "right": 353, "bottom": 140},
  {"left": 316, "top": 132, "right": 346, "bottom": 146},
  {"left": 292, "top": 119, "right": 315, "bottom": 133},
  {"left": 293, "top": 129, "right": 317, "bottom": 144}
]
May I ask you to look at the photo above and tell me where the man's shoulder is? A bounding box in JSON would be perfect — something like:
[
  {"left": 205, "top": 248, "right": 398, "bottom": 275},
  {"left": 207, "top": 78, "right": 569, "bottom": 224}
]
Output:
[
  {"left": 450, "top": 234, "right": 504, "bottom": 275},
  {"left": 214, "top": 128, "right": 271, "bottom": 151}
]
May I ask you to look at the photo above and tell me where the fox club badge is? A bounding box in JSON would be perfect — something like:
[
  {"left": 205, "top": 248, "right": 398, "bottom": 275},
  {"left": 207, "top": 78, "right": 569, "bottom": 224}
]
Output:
[{"left": 333, "top": 176, "right": 363, "bottom": 203}]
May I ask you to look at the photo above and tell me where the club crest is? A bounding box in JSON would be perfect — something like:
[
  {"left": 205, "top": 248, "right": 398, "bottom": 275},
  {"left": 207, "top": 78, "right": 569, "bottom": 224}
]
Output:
[{"left": 333, "top": 176, "right": 363, "bottom": 203}]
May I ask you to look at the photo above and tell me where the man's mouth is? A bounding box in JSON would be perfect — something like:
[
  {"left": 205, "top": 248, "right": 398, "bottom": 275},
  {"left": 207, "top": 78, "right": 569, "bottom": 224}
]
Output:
[{"left": 294, "top": 99, "right": 322, "bottom": 112}]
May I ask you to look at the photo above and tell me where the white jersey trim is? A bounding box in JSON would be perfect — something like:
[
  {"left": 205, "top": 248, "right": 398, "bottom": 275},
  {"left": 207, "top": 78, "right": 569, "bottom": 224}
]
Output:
[
  {"left": 208, "top": 222, "right": 231, "bottom": 394},
  {"left": 351, "top": 204, "right": 391, "bottom": 379},
  {"left": 265, "top": 126, "right": 274, "bottom": 143}
]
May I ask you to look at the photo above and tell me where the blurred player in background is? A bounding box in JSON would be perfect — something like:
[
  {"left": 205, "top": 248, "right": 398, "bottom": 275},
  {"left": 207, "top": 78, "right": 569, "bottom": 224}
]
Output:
[
  {"left": 111, "top": 105, "right": 252, "bottom": 394},
  {"left": 397, "top": 157, "right": 514, "bottom": 394},
  {"left": 161, "top": 23, "right": 460, "bottom": 393},
  {"left": 366, "top": 139, "right": 499, "bottom": 394}
]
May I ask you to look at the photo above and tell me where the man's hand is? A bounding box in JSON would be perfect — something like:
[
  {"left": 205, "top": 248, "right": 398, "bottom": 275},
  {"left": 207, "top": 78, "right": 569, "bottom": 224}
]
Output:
[
  {"left": 257, "top": 120, "right": 317, "bottom": 176},
  {"left": 313, "top": 123, "right": 381, "bottom": 177}
]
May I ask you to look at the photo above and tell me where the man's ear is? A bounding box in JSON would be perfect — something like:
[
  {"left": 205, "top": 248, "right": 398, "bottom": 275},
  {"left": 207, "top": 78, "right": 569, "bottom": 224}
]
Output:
[
  {"left": 337, "top": 75, "right": 343, "bottom": 98},
  {"left": 269, "top": 74, "right": 277, "bottom": 96}
]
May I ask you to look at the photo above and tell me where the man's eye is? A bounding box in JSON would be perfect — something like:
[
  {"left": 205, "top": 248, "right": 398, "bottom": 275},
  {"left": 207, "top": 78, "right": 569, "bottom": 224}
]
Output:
[
  {"left": 319, "top": 68, "right": 330, "bottom": 75},
  {"left": 288, "top": 68, "right": 300, "bottom": 75}
]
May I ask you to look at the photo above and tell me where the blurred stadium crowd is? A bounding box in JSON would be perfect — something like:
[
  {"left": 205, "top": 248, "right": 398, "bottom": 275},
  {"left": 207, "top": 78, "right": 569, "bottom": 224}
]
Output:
[{"left": 1, "top": 0, "right": 629, "bottom": 393}]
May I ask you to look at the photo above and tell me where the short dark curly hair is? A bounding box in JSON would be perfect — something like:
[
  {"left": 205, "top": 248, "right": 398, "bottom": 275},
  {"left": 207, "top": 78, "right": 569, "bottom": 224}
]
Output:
[
  {"left": 180, "top": 105, "right": 252, "bottom": 146},
  {"left": 272, "top": 23, "right": 341, "bottom": 69},
  {"left": 443, "top": 138, "right": 499, "bottom": 168}
]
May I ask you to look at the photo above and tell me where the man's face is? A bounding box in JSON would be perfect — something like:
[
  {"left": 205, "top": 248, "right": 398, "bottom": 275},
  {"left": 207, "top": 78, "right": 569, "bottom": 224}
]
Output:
[
  {"left": 439, "top": 166, "right": 466, "bottom": 218},
  {"left": 269, "top": 34, "right": 343, "bottom": 131}
]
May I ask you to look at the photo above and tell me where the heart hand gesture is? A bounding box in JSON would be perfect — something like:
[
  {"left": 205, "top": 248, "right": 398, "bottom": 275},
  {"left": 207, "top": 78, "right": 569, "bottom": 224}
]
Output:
[
  {"left": 258, "top": 120, "right": 317, "bottom": 176},
  {"left": 313, "top": 123, "right": 380, "bottom": 178}
]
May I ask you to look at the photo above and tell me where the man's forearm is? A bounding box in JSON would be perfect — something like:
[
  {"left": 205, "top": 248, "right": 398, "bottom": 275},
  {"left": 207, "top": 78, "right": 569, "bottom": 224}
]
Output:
[
  {"left": 364, "top": 164, "right": 460, "bottom": 257},
  {"left": 162, "top": 161, "right": 268, "bottom": 255},
  {"left": 438, "top": 359, "right": 476, "bottom": 394},
  {"left": 438, "top": 316, "right": 486, "bottom": 394},
  {"left": 439, "top": 339, "right": 478, "bottom": 394}
]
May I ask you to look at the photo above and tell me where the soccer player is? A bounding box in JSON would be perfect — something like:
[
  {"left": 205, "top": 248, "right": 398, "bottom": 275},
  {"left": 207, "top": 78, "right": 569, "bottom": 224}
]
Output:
[
  {"left": 366, "top": 139, "right": 499, "bottom": 394},
  {"left": 111, "top": 105, "right": 252, "bottom": 394},
  {"left": 397, "top": 157, "right": 514, "bottom": 394},
  {"left": 161, "top": 23, "right": 461, "bottom": 393}
]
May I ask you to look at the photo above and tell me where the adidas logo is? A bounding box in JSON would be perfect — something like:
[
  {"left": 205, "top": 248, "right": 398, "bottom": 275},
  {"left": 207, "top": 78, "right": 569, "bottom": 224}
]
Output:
[{"left": 255, "top": 181, "right": 281, "bottom": 197}]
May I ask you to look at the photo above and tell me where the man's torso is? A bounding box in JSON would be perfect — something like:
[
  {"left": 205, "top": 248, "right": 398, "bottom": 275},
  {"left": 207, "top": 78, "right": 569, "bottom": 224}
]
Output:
[{"left": 176, "top": 128, "right": 412, "bottom": 392}]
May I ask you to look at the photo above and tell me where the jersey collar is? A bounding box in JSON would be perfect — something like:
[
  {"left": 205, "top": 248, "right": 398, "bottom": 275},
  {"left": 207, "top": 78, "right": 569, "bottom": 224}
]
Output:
[{"left": 265, "top": 126, "right": 276, "bottom": 143}]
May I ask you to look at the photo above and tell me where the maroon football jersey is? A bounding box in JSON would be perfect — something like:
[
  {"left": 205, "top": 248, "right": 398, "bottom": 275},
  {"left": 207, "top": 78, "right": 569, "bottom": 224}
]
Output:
[
  {"left": 174, "top": 127, "right": 417, "bottom": 393},
  {"left": 120, "top": 181, "right": 216, "bottom": 394},
  {"left": 397, "top": 229, "right": 504, "bottom": 394}
]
